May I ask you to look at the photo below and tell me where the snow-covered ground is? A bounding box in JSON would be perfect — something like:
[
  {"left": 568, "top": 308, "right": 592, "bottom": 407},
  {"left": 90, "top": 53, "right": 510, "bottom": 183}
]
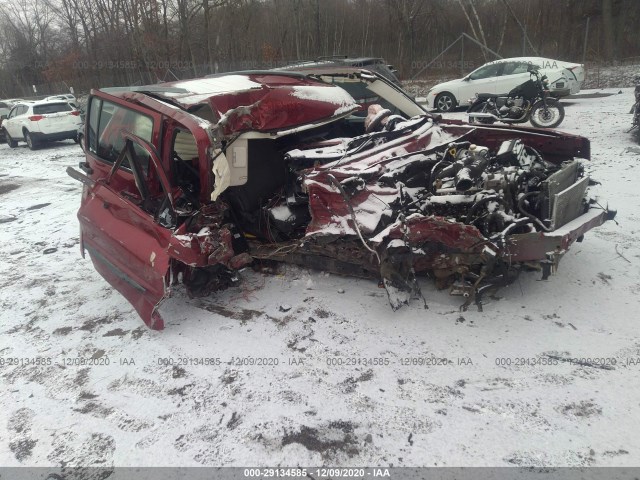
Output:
[{"left": 1, "top": 89, "right": 639, "bottom": 469}]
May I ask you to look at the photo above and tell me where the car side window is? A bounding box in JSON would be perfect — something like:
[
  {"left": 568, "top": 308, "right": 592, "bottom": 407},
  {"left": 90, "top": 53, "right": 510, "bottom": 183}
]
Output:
[
  {"left": 469, "top": 64, "right": 502, "bottom": 80},
  {"left": 89, "top": 98, "right": 154, "bottom": 174},
  {"left": 8, "top": 107, "right": 17, "bottom": 119},
  {"left": 502, "top": 62, "right": 530, "bottom": 76},
  {"left": 87, "top": 97, "right": 102, "bottom": 154},
  {"left": 172, "top": 129, "right": 200, "bottom": 200},
  {"left": 500, "top": 62, "right": 515, "bottom": 75}
]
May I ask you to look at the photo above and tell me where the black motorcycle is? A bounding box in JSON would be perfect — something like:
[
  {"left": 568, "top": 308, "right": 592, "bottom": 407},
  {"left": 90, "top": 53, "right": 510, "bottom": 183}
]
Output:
[
  {"left": 630, "top": 75, "right": 640, "bottom": 133},
  {"left": 467, "top": 67, "right": 565, "bottom": 128}
]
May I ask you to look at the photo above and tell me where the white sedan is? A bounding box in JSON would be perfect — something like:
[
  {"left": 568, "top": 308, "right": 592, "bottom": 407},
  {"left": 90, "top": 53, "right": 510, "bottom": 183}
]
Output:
[{"left": 426, "top": 57, "right": 584, "bottom": 112}]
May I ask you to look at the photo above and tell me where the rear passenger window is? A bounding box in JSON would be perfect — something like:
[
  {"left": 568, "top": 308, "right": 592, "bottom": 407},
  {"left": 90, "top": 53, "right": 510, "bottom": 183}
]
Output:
[
  {"left": 502, "top": 62, "right": 532, "bottom": 76},
  {"left": 470, "top": 64, "right": 501, "bottom": 80},
  {"left": 33, "top": 103, "right": 72, "bottom": 114},
  {"left": 88, "top": 98, "right": 153, "bottom": 173}
]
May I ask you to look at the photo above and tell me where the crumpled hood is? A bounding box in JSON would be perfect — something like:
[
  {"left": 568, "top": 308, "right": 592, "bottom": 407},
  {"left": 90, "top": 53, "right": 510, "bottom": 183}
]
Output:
[{"left": 208, "top": 83, "right": 360, "bottom": 136}]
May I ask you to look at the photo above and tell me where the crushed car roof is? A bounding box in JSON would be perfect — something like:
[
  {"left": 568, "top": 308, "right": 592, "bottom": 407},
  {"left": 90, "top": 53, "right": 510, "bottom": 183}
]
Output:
[{"left": 101, "top": 71, "right": 362, "bottom": 134}]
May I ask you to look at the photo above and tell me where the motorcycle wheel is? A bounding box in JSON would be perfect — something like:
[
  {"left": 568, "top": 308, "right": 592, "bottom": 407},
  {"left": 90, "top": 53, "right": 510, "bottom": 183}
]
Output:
[
  {"left": 530, "top": 99, "right": 565, "bottom": 128},
  {"left": 468, "top": 103, "right": 495, "bottom": 125}
]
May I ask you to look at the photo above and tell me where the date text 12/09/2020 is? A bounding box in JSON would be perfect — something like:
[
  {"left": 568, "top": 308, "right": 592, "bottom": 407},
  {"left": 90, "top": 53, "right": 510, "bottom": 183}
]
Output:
[{"left": 243, "top": 468, "right": 391, "bottom": 478}]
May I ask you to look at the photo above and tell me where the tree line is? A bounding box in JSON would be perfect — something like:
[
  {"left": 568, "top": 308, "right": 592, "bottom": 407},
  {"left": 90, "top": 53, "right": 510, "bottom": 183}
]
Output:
[{"left": 0, "top": 0, "right": 637, "bottom": 98}]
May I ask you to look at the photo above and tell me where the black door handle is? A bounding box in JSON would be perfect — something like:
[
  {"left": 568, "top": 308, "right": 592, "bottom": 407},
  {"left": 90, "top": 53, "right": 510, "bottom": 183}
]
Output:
[{"left": 79, "top": 161, "right": 93, "bottom": 175}]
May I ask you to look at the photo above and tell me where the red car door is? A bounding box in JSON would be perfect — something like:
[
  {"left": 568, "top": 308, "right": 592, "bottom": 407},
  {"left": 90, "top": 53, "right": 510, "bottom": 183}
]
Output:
[{"left": 74, "top": 95, "right": 174, "bottom": 329}]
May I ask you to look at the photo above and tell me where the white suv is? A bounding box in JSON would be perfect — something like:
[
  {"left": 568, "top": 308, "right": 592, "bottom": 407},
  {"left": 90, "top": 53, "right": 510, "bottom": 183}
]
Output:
[{"left": 2, "top": 99, "right": 82, "bottom": 150}]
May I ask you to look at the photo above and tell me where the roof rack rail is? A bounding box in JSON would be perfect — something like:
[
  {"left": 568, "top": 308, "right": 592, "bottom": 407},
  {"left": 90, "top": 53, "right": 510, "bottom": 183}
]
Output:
[{"left": 316, "top": 55, "right": 348, "bottom": 60}]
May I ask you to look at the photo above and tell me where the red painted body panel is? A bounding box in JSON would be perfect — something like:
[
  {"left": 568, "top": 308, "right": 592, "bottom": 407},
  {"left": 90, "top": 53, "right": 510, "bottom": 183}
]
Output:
[
  {"left": 165, "top": 202, "right": 249, "bottom": 269},
  {"left": 78, "top": 181, "right": 171, "bottom": 329},
  {"left": 378, "top": 215, "right": 490, "bottom": 253},
  {"left": 120, "top": 92, "right": 216, "bottom": 203},
  {"left": 208, "top": 86, "right": 359, "bottom": 136}
]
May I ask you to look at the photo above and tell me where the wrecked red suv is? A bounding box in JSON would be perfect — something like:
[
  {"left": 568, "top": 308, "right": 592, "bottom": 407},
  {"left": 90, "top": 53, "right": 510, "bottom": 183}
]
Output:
[{"left": 68, "top": 69, "right": 615, "bottom": 329}]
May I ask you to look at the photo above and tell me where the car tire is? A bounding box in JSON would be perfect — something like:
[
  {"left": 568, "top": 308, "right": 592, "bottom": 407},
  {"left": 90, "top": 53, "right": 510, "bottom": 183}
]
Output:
[
  {"left": 24, "top": 130, "right": 39, "bottom": 150},
  {"left": 5, "top": 130, "right": 18, "bottom": 148},
  {"left": 435, "top": 92, "right": 456, "bottom": 112}
]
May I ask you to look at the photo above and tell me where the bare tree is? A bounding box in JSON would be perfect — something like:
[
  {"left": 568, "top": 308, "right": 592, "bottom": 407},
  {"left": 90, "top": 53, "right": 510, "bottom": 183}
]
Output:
[
  {"left": 1, "top": 0, "right": 640, "bottom": 97},
  {"left": 602, "top": 0, "right": 615, "bottom": 60},
  {"left": 386, "top": 0, "right": 428, "bottom": 74}
]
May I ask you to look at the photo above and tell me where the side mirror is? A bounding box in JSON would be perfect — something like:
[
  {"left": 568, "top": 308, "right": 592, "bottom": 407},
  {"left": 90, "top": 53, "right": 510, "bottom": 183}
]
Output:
[
  {"left": 0, "top": 115, "right": 6, "bottom": 120},
  {"left": 463, "top": 76, "right": 471, "bottom": 81}
]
